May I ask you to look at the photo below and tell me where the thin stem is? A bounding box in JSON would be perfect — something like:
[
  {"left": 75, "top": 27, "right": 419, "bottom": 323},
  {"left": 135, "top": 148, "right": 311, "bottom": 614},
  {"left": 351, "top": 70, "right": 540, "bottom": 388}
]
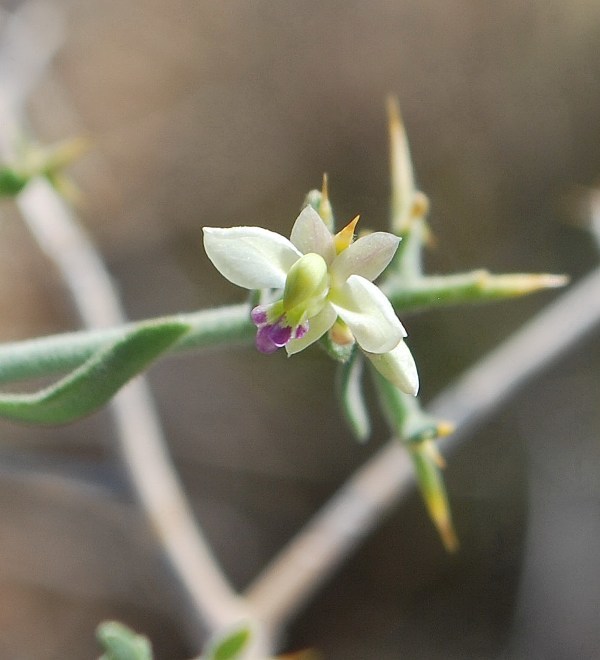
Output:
[
  {"left": 0, "top": 266, "right": 566, "bottom": 386},
  {"left": 0, "top": 305, "right": 253, "bottom": 384},
  {"left": 244, "top": 265, "right": 600, "bottom": 633}
]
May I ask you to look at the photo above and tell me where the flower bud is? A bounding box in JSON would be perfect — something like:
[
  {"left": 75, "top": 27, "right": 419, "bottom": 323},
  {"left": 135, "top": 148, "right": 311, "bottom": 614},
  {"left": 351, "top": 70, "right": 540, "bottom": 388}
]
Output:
[{"left": 283, "top": 253, "right": 328, "bottom": 311}]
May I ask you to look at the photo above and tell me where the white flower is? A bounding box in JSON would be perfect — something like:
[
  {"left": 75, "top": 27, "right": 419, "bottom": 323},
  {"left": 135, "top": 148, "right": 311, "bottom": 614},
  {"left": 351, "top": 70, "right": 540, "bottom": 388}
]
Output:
[{"left": 203, "top": 206, "right": 419, "bottom": 395}]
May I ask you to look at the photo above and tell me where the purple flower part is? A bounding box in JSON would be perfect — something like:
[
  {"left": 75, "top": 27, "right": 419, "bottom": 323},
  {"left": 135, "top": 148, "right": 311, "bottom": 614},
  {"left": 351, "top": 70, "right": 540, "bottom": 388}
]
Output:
[
  {"left": 255, "top": 325, "right": 280, "bottom": 354},
  {"left": 294, "top": 322, "right": 309, "bottom": 339},
  {"left": 251, "top": 305, "right": 268, "bottom": 326},
  {"left": 268, "top": 322, "right": 293, "bottom": 347}
]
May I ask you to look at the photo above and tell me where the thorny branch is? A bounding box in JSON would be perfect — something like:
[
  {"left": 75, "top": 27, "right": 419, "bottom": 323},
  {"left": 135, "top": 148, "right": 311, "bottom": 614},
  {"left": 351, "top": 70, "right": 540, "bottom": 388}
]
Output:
[
  {"left": 244, "top": 265, "right": 600, "bottom": 634},
  {"left": 2, "top": 4, "right": 600, "bottom": 659}
]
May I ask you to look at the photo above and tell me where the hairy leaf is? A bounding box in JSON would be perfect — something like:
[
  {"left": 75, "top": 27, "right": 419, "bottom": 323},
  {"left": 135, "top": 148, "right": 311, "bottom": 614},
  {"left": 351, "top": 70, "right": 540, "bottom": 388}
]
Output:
[
  {"left": 0, "top": 321, "right": 189, "bottom": 424},
  {"left": 337, "top": 349, "right": 370, "bottom": 442},
  {"left": 97, "top": 621, "right": 153, "bottom": 660}
]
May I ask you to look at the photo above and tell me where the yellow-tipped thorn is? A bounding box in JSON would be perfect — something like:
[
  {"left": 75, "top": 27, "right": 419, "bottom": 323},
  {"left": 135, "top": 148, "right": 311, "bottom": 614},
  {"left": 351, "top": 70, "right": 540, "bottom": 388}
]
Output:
[
  {"left": 319, "top": 173, "right": 334, "bottom": 230},
  {"left": 439, "top": 520, "right": 460, "bottom": 553},
  {"left": 483, "top": 272, "right": 570, "bottom": 296},
  {"left": 386, "top": 94, "right": 402, "bottom": 133},
  {"left": 334, "top": 214, "right": 360, "bottom": 253},
  {"left": 387, "top": 95, "right": 416, "bottom": 234},
  {"left": 527, "top": 273, "right": 570, "bottom": 290},
  {"left": 321, "top": 172, "right": 329, "bottom": 200},
  {"left": 436, "top": 420, "right": 456, "bottom": 438},
  {"left": 424, "top": 439, "right": 447, "bottom": 469}
]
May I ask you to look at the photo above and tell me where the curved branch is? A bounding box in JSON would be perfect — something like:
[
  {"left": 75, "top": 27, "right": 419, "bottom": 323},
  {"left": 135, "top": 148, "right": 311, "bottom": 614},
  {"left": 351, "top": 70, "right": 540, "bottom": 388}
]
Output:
[
  {"left": 18, "top": 179, "right": 250, "bottom": 644},
  {"left": 0, "top": 3, "right": 252, "bottom": 649}
]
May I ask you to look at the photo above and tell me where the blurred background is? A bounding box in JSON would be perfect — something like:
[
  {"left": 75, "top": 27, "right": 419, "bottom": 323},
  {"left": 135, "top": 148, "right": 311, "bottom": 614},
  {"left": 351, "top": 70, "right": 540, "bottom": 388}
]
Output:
[{"left": 0, "top": 1, "right": 599, "bottom": 658}]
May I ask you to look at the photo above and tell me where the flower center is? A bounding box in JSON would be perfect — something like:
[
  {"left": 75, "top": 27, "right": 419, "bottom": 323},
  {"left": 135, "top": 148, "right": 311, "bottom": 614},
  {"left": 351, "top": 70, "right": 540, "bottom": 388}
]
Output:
[{"left": 251, "top": 253, "right": 329, "bottom": 354}]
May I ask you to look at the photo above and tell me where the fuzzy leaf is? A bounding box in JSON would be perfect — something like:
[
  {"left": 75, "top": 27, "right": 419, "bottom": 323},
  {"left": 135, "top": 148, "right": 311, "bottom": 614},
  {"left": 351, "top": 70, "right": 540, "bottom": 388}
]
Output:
[
  {"left": 97, "top": 621, "right": 153, "bottom": 660},
  {"left": 337, "top": 350, "right": 370, "bottom": 442},
  {"left": 0, "top": 321, "right": 189, "bottom": 424}
]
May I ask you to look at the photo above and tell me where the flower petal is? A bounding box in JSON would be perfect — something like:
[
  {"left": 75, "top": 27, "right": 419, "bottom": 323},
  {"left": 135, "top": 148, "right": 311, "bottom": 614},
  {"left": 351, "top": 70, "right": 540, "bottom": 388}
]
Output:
[
  {"left": 285, "top": 304, "right": 337, "bottom": 355},
  {"left": 330, "top": 275, "right": 405, "bottom": 353},
  {"left": 289, "top": 206, "right": 336, "bottom": 264},
  {"left": 364, "top": 340, "right": 419, "bottom": 396},
  {"left": 330, "top": 231, "right": 400, "bottom": 284},
  {"left": 203, "top": 226, "right": 301, "bottom": 289}
]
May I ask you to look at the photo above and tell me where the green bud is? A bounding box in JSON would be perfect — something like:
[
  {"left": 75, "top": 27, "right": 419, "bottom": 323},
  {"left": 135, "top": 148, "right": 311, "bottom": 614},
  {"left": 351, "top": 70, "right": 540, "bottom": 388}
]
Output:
[{"left": 283, "top": 253, "right": 328, "bottom": 311}]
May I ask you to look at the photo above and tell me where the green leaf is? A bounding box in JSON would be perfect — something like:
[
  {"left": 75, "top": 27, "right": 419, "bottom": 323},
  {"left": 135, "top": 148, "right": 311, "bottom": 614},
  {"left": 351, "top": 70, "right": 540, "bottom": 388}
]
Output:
[
  {"left": 337, "top": 349, "right": 370, "bottom": 442},
  {"left": 207, "top": 626, "right": 251, "bottom": 660},
  {"left": 0, "top": 320, "right": 189, "bottom": 424},
  {"left": 96, "top": 621, "right": 153, "bottom": 660}
]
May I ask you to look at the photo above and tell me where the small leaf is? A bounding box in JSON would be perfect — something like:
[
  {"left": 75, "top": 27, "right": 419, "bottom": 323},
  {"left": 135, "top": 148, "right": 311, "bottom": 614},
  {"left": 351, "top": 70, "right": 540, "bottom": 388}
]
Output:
[
  {"left": 337, "top": 349, "right": 370, "bottom": 442},
  {"left": 96, "top": 621, "right": 153, "bottom": 660},
  {"left": 0, "top": 321, "right": 189, "bottom": 424},
  {"left": 207, "top": 626, "right": 251, "bottom": 660}
]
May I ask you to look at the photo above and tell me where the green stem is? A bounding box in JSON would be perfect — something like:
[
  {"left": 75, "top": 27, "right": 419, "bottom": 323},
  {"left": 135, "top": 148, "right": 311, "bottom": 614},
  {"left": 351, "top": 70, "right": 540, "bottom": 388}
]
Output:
[
  {"left": 0, "top": 303, "right": 253, "bottom": 384},
  {"left": 0, "top": 265, "right": 567, "bottom": 386}
]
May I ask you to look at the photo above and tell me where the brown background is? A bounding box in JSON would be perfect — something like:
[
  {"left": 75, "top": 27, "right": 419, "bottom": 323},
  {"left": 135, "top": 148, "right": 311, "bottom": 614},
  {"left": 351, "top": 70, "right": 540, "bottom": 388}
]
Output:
[{"left": 0, "top": 1, "right": 599, "bottom": 658}]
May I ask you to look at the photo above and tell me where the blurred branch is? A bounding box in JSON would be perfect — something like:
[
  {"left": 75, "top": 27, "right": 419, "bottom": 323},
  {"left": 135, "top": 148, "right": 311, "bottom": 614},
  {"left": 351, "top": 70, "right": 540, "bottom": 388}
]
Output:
[
  {"left": 244, "top": 264, "right": 600, "bottom": 634},
  {"left": 0, "top": 3, "right": 251, "bottom": 652}
]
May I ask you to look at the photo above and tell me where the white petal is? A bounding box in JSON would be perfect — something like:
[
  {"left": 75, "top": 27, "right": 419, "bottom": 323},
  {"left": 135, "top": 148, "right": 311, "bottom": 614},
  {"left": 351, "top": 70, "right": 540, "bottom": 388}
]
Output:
[
  {"left": 285, "top": 304, "right": 337, "bottom": 355},
  {"left": 330, "top": 275, "right": 405, "bottom": 353},
  {"left": 364, "top": 340, "right": 419, "bottom": 396},
  {"left": 203, "top": 226, "right": 301, "bottom": 289},
  {"left": 289, "top": 206, "right": 335, "bottom": 263},
  {"left": 330, "top": 232, "right": 400, "bottom": 284}
]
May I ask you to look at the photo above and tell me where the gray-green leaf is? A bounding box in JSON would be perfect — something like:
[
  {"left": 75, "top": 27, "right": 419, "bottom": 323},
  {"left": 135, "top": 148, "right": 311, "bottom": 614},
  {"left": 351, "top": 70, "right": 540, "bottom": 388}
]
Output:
[
  {"left": 337, "top": 349, "right": 370, "bottom": 442},
  {"left": 0, "top": 321, "right": 189, "bottom": 424},
  {"left": 97, "top": 621, "right": 153, "bottom": 660}
]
